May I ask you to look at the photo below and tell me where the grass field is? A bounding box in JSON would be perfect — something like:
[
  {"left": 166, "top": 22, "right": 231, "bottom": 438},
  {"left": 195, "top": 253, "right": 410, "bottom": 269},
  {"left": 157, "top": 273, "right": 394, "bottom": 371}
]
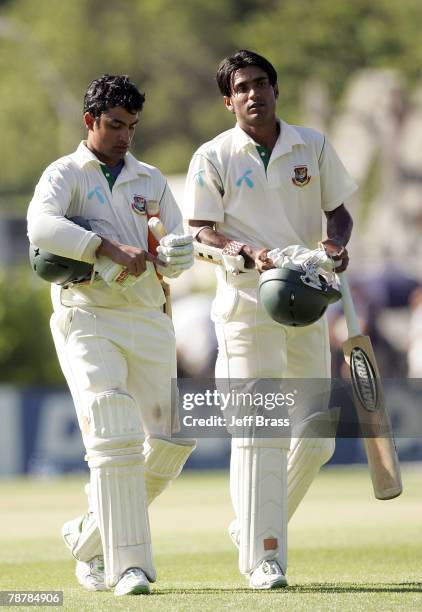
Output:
[{"left": 0, "top": 466, "right": 421, "bottom": 611}]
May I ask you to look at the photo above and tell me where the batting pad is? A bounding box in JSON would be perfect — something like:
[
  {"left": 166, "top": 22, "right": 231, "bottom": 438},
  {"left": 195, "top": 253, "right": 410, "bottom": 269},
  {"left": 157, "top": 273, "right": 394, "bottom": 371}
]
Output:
[
  {"left": 143, "top": 436, "right": 196, "bottom": 504},
  {"left": 84, "top": 391, "right": 155, "bottom": 588},
  {"left": 232, "top": 438, "right": 288, "bottom": 575},
  {"left": 287, "top": 436, "right": 335, "bottom": 520},
  {"left": 63, "top": 512, "right": 103, "bottom": 562}
]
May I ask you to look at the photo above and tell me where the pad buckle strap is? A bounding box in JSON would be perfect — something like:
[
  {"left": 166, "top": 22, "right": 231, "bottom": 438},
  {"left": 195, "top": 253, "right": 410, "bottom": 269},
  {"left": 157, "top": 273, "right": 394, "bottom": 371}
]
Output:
[{"left": 222, "top": 240, "right": 245, "bottom": 257}]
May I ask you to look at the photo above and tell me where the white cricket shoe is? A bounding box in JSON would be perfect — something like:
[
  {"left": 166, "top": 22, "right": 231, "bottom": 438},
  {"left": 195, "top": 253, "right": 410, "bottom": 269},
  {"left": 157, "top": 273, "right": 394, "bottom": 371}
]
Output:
[
  {"left": 228, "top": 519, "right": 240, "bottom": 550},
  {"left": 249, "top": 560, "right": 288, "bottom": 590},
  {"left": 114, "top": 568, "right": 151, "bottom": 596},
  {"left": 75, "top": 556, "right": 108, "bottom": 592}
]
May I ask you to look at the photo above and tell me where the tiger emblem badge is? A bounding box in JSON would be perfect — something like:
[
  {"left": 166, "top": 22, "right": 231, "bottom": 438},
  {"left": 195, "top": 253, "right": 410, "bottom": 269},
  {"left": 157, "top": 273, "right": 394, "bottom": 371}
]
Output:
[
  {"left": 131, "top": 195, "right": 147, "bottom": 215},
  {"left": 292, "top": 165, "right": 311, "bottom": 187}
]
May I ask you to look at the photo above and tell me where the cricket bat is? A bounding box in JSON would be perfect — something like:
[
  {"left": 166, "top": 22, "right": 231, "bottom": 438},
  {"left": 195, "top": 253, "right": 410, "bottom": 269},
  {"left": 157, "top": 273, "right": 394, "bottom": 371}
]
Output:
[
  {"left": 339, "top": 272, "right": 402, "bottom": 500},
  {"left": 147, "top": 217, "right": 172, "bottom": 319}
]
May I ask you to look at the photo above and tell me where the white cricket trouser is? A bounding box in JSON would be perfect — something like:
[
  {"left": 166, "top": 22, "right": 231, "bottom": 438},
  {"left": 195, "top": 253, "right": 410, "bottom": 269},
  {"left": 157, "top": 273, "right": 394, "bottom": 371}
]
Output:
[
  {"left": 213, "top": 273, "right": 334, "bottom": 573},
  {"left": 50, "top": 294, "right": 177, "bottom": 586},
  {"left": 51, "top": 301, "right": 177, "bottom": 437}
]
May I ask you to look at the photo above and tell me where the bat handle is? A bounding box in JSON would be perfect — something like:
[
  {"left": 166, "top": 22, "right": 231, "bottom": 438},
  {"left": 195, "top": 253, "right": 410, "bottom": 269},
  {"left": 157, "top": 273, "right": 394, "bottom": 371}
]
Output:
[
  {"left": 338, "top": 272, "right": 361, "bottom": 338},
  {"left": 148, "top": 217, "right": 167, "bottom": 241},
  {"left": 146, "top": 217, "right": 172, "bottom": 319}
]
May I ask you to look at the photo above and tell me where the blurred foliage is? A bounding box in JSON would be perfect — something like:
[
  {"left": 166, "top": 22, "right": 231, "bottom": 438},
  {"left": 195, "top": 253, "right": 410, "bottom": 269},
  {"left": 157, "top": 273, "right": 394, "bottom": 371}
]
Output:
[
  {"left": 1, "top": 0, "right": 422, "bottom": 385},
  {"left": 1, "top": 0, "right": 422, "bottom": 206},
  {"left": 236, "top": 0, "right": 422, "bottom": 123},
  {"left": 0, "top": 268, "right": 65, "bottom": 386}
]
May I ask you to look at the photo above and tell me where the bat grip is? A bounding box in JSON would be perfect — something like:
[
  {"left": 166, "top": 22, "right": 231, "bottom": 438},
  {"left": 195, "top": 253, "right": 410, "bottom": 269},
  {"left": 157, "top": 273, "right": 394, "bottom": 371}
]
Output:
[
  {"left": 338, "top": 272, "right": 361, "bottom": 337},
  {"left": 148, "top": 217, "right": 167, "bottom": 241}
]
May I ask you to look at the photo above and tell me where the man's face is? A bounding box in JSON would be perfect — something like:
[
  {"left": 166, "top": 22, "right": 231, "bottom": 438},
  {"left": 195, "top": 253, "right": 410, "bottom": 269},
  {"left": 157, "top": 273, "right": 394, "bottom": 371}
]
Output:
[
  {"left": 84, "top": 106, "right": 139, "bottom": 166},
  {"left": 224, "top": 66, "right": 278, "bottom": 129}
]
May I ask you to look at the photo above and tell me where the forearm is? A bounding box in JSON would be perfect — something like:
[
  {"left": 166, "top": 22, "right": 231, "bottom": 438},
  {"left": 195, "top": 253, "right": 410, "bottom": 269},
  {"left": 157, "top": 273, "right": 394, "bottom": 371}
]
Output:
[
  {"left": 188, "top": 220, "right": 268, "bottom": 270},
  {"left": 324, "top": 204, "right": 353, "bottom": 247}
]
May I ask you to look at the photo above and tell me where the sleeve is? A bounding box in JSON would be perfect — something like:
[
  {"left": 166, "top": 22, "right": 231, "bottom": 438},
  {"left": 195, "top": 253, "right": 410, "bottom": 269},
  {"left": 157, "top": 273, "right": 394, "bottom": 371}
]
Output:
[
  {"left": 318, "top": 136, "right": 358, "bottom": 212},
  {"left": 27, "top": 163, "right": 101, "bottom": 263},
  {"left": 158, "top": 179, "right": 184, "bottom": 235},
  {"left": 183, "top": 152, "right": 225, "bottom": 223}
]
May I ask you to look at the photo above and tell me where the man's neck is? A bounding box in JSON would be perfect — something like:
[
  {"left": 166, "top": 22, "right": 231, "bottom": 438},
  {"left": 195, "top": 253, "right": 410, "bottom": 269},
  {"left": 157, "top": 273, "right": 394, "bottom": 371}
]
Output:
[
  {"left": 239, "top": 120, "right": 280, "bottom": 153},
  {"left": 84, "top": 141, "right": 123, "bottom": 168}
]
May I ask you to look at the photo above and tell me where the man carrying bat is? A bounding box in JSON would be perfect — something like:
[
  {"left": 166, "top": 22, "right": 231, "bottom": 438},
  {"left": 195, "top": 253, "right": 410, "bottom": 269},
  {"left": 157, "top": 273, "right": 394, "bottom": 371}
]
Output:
[
  {"left": 27, "top": 74, "right": 195, "bottom": 596},
  {"left": 184, "top": 50, "right": 356, "bottom": 589}
]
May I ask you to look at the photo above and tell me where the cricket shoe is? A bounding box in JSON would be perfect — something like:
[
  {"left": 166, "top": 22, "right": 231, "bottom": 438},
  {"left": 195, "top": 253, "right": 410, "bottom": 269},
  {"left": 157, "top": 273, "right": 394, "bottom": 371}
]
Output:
[
  {"left": 228, "top": 519, "right": 240, "bottom": 549},
  {"left": 114, "top": 568, "right": 151, "bottom": 596},
  {"left": 75, "top": 556, "right": 108, "bottom": 592},
  {"left": 249, "top": 560, "right": 288, "bottom": 590}
]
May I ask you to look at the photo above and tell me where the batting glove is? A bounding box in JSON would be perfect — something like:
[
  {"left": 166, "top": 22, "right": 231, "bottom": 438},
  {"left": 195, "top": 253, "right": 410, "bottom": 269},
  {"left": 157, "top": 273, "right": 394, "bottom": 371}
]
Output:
[{"left": 156, "top": 233, "right": 194, "bottom": 278}]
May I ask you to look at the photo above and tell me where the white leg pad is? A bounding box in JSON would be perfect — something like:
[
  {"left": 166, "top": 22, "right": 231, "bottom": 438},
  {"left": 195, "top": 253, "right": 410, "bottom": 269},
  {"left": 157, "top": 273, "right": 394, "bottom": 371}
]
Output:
[
  {"left": 63, "top": 512, "right": 103, "bottom": 562},
  {"left": 64, "top": 484, "right": 101, "bottom": 562},
  {"left": 287, "top": 437, "right": 335, "bottom": 520},
  {"left": 232, "top": 438, "right": 288, "bottom": 576},
  {"left": 66, "top": 437, "right": 196, "bottom": 562},
  {"left": 84, "top": 391, "right": 155, "bottom": 588},
  {"left": 143, "top": 436, "right": 196, "bottom": 504}
]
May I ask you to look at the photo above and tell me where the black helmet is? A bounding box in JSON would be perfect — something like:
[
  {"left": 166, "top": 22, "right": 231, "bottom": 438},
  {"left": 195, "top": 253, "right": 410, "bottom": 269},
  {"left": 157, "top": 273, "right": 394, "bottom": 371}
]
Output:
[
  {"left": 259, "top": 267, "right": 341, "bottom": 327},
  {"left": 29, "top": 216, "right": 93, "bottom": 285}
]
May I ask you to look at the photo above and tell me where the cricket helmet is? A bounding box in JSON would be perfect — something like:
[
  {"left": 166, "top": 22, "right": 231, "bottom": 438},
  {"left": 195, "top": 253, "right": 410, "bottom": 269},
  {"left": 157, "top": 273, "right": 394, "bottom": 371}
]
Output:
[
  {"left": 29, "top": 216, "right": 93, "bottom": 285},
  {"left": 258, "top": 267, "right": 341, "bottom": 327}
]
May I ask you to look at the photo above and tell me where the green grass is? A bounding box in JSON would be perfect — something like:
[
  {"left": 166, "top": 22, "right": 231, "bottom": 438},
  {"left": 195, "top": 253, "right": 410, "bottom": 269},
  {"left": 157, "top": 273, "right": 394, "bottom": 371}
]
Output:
[{"left": 1, "top": 467, "right": 421, "bottom": 610}]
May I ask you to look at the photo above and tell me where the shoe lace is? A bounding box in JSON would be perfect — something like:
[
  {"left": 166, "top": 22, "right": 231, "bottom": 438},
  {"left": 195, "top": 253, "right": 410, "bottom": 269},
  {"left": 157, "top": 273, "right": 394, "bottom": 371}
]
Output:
[{"left": 262, "top": 560, "right": 280, "bottom": 575}]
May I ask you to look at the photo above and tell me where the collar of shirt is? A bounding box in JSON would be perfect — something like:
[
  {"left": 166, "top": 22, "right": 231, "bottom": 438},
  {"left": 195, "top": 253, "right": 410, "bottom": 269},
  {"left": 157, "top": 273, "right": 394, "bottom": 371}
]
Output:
[
  {"left": 233, "top": 119, "right": 306, "bottom": 158},
  {"left": 73, "top": 141, "right": 151, "bottom": 180}
]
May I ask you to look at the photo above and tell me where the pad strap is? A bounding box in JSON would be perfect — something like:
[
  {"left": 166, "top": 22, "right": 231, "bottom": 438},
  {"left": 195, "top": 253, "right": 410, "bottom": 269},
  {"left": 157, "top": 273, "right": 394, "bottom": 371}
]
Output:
[{"left": 222, "top": 241, "right": 246, "bottom": 257}]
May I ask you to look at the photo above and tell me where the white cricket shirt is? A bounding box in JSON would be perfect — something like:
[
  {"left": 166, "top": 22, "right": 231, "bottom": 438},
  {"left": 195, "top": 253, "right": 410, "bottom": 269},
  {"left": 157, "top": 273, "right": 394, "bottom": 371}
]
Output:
[
  {"left": 28, "top": 141, "right": 183, "bottom": 308},
  {"left": 184, "top": 120, "right": 358, "bottom": 251}
]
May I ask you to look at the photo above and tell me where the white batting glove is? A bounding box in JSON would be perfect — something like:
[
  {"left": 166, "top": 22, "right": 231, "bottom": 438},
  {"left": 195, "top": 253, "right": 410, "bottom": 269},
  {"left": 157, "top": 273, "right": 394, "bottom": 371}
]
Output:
[{"left": 156, "top": 233, "right": 194, "bottom": 278}]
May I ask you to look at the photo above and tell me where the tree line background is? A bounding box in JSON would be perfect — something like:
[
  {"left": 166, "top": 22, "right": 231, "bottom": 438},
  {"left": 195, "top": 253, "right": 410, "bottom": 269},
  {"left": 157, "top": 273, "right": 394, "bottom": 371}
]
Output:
[{"left": 0, "top": 0, "right": 421, "bottom": 385}]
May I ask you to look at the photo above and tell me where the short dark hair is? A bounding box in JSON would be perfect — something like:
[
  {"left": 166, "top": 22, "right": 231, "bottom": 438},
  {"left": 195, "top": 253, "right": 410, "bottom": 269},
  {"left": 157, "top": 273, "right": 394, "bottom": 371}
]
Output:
[
  {"left": 83, "top": 74, "right": 145, "bottom": 118},
  {"left": 216, "top": 50, "right": 278, "bottom": 97}
]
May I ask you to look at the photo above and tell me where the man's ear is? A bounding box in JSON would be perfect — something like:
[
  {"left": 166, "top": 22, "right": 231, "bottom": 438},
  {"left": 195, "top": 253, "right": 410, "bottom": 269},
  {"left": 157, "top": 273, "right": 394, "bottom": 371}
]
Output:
[
  {"left": 274, "top": 84, "right": 279, "bottom": 99},
  {"left": 84, "top": 112, "right": 96, "bottom": 131},
  {"left": 223, "top": 95, "right": 235, "bottom": 113}
]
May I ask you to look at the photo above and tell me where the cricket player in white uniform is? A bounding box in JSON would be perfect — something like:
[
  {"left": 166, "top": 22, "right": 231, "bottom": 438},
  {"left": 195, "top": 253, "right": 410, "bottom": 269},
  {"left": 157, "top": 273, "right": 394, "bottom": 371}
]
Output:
[
  {"left": 184, "top": 50, "right": 357, "bottom": 589},
  {"left": 27, "top": 75, "right": 195, "bottom": 596}
]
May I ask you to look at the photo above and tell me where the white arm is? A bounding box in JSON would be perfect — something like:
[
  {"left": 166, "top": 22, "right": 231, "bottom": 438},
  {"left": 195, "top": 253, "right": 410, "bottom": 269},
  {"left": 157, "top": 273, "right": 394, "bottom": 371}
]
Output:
[{"left": 338, "top": 272, "right": 361, "bottom": 337}]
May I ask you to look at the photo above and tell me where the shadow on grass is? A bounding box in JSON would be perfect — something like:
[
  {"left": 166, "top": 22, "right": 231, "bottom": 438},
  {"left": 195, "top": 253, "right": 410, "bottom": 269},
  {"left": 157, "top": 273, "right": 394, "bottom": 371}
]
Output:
[{"left": 149, "top": 583, "right": 422, "bottom": 596}]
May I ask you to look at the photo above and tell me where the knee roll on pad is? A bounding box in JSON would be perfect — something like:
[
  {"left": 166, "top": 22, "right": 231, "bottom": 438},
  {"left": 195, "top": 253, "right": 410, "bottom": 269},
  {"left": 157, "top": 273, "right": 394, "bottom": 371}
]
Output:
[
  {"left": 84, "top": 391, "right": 155, "bottom": 588},
  {"left": 143, "top": 436, "right": 196, "bottom": 504},
  {"left": 231, "top": 438, "right": 288, "bottom": 576},
  {"left": 84, "top": 391, "right": 145, "bottom": 467}
]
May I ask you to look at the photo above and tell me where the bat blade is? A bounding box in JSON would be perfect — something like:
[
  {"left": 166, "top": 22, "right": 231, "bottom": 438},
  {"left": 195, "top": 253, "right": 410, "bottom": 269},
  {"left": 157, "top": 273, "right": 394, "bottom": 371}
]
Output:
[{"left": 343, "top": 333, "right": 402, "bottom": 500}]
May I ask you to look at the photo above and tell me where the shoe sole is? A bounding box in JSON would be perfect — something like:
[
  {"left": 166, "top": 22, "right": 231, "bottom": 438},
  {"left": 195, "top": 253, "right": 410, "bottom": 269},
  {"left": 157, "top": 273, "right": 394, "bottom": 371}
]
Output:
[
  {"left": 250, "top": 578, "right": 288, "bottom": 590},
  {"left": 115, "top": 584, "right": 150, "bottom": 596},
  {"left": 76, "top": 579, "right": 109, "bottom": 592}
]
